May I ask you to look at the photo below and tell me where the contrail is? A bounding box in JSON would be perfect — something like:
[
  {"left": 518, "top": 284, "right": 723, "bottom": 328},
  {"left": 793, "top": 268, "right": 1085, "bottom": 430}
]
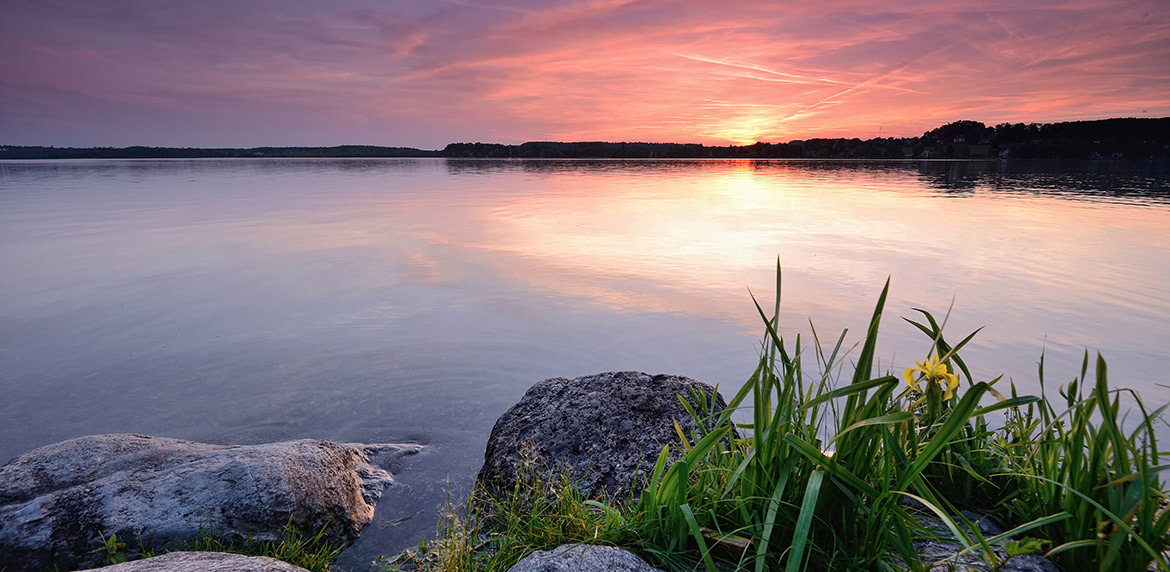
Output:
[
  {"left": 674, "top": 53, "right": 850, "bottom": 86},
  {"left": 776, "top": 42, "right": 953, "bottom": 124}
]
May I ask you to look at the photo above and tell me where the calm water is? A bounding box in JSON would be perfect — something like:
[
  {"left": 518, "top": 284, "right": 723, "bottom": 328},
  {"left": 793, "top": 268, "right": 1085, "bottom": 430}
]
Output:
[{"left": 2, "top": 158, "right": 1168, "bottom": 566}]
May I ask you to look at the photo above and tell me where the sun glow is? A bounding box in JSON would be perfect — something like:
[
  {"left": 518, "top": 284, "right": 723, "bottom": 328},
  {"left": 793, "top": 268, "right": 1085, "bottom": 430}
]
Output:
[
  {"left": 1, "top": 2, "right": 1168, "bottom": 147},
  {"left": 708, "top": 116, "right": 784, "bottom": 146}
]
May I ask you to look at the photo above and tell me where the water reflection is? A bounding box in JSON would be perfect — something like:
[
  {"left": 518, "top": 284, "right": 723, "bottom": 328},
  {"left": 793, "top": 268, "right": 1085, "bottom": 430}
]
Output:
[
  {"left": 914, "top": 159, "right": 1170, "bottom": 203},
  {"left": 1, "top": 158, "right": 1168, "bottom": 567},
  {"left": 426, "top": 158, "right": 1170, "bottom": 403},
  {"left": 439, "top": 158, "right": 1170, "bottom": 205}
]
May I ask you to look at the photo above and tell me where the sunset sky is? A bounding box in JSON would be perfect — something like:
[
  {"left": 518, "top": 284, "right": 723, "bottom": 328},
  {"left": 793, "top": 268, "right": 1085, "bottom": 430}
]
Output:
[{"left": 2, "top": 0, "right": 1168, "bottom": 149}]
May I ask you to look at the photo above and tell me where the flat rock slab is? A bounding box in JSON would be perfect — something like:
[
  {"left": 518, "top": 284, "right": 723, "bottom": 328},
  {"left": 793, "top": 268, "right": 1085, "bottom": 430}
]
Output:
[
  {"left": 477, "top": 371, "right": 734, "bottom": 503},
  {"left": 507, "top": 544, "right": 663, "bottom": 572},
  {"left": 0, "top": 434, "right": 421, "bottom": 571},
  {"left": 77, "top": 551, "right": 311, "bottom": 572}
]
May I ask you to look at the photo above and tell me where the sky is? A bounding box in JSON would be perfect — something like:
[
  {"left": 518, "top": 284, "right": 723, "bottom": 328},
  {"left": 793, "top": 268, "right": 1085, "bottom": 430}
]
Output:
[{"left": 1, "top": 0, "right": 1168, "bottom": 149}]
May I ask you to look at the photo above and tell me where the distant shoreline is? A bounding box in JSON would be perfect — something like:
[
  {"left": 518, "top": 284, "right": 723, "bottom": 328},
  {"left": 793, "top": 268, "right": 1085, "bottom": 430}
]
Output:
[
  {"left": 4, "top": 117, "right": 1168, "bottom": 161},
  {"left": 2, "top": 154, "right": 1151, "bottom": 161}
]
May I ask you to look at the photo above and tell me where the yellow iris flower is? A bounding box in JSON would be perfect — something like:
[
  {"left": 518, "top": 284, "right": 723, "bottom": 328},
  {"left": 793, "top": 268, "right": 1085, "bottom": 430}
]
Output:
[{"left": 903, "top": 355, "right": 960, "bottom": 400}]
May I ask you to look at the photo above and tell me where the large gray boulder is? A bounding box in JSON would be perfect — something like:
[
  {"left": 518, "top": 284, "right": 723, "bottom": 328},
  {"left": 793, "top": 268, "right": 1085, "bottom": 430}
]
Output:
[
  {"left": 78, "top": 551, "right": 310, "bottom": 572},
  {"left": 0, "top": 434, "right": 421, "bottom": 571},
  {"left": 477, "top": 372, "right": 733, "bottom": 503},
  {"left": 507, "top": 544, "right": 662, "bottom": 572}
]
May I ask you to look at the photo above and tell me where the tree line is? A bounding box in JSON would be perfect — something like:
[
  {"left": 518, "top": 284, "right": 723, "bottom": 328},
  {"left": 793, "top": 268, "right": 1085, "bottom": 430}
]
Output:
[
  {"left": 443, "top": 118, "right": 1170, "bottom": 160},
  {"left": 4, "top": 117, "right": 1167, "bottom": 160},
  {"left": 0, "top": 145, "right": 439, "bottom": 160}
]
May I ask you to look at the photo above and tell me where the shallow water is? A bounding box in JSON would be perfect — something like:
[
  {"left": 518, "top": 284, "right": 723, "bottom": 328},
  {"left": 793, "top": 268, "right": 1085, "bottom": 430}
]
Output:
[{"left": 1, "top": 158, "right": 1167, "bottom": 567}]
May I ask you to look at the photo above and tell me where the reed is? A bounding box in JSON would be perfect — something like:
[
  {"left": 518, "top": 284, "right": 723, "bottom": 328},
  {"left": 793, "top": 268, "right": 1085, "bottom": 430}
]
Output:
[
  {"left": 182, "top": 520, "right": 343, "bottom": 572},
  {"left": 398, "top": 260, "right": 1168, "bottom": 572},
  {"left": 996, "top": 351, "right": 1170, "bottom": 571}
]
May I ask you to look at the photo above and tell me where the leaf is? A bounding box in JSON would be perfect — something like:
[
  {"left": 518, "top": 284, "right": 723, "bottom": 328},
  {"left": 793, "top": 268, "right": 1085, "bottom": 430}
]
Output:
[
  {"left": 895, "top": 382, "right": 990, "bottom": 492},
  {"left": 801, "top": 375, "right": 899, "bottom": 410},
  {"left": 972, "top": 395, "right": 1041, "bottom": 417},
  {"left": 755, "top": 454, "right": 797, "bottom": 572},
  {"left": 785, "top": 469, "right": 825, "bottom": 572},
  {"left": 681, "top": 504, "right": 717, "bottom": 572},
  {"left": 852, "top": 277, "right": 890, "bottom": 386},
  {"left": 784, "top": 434, "right": 880, "bottom": 497},
  {"left": 700, "top": 528, "right": 752, "bottom": 550},
  {"left": 830, "top": 412, "right": 916, "bottom": 445},
  {"left": 1005, "top": 537, "right": 1049, "bottom": 557}
]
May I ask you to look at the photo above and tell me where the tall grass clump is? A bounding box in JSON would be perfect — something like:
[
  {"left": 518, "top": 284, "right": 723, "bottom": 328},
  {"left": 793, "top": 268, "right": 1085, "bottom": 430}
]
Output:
[
  {"left": 379, "top": 452, "right": 639, "bottom": 572},
  {"left": 85, "top": 519, "right": 343, "bottom": 571},
  {"left": 632, "top": 260, "right": 1167, "bottom": 572},
  {"left": 995, "top": 352, "right": 1170, "bottom": 570},
  {"left": 182, "top": 520, "right": 343, "bottom": 572},
  {"left": 406, "top": 260, "right": 1167, "bottom": 572}
]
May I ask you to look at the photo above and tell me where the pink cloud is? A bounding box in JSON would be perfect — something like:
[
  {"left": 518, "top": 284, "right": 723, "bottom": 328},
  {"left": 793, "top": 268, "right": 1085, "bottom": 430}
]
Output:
[{"left": 1, "top": 0, "right": 1167, "bottom": 147}]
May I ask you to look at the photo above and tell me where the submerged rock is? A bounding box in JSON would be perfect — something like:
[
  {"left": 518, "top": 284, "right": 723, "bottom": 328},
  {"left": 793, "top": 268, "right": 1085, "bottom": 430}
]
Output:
[
  {"left": 913, "top": 511, "right": 1059, "bottom": 572},
  {"left": 477, "top": 371, "right": 734, "bottom": 503},
  {"left": 77, "top": 551, "right": 310, "bottom": 572},
  {"left": 0, "top": 434, "right": 421, "bottom": 571},
  {"left": 507, "top": 544, "right": 663, "bottom": 572}
]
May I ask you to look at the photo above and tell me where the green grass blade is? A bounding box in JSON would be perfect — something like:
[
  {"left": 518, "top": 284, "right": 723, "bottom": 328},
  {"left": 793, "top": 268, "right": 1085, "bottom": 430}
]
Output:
[
  {"left": 1045, "top": 539, "right": 1105, "bottom": 558},
  {"left": 1008, "top": 472, "right": 1166, "bottom": 563},
  {"left": 896, "top": 382, "right": 990, "bottom": 491},
  {"left": 660, "top": 426, "right": 730, "bottom": 494},
  {"left": 683, "top": 426, "right": 731, "bottom": 466},
  {"left": 650, "top": 444, "right": 670, "bottom": 489},
  {"left": 773, "top": 257, "right": 783, "bottom": 335},
  {"left": 980, "top": 512, "right": 1072, "bottom": 546},
  {"left": 680, "top": 504, "right": 717, "bottom": 572},
  {"left": 1095, "top": 464, "right": 1170, "bottom": 488},
  {"left": 830, "top": 412, "right": 915, "bottom": 445},
  {"left": 852, "top": 277, "right": 890, "bottom": 386},
  {"left": 722, "top": 447, "right": 758, "bottom": 497},
  {"left": 784, "top": 433, "right": 880, "bottom": 497},
  {"left": 904, "top": 309, "right": 981, "bottom": 385},
  {"left": 785, "top": 469, "right": 825, "bottom": 572},
  {"left": 716, "top": 361, "right": 765, "bottom": 427},
  {"left": 754, "top": 456, "right": 796, "bottom": 572},
  {"left": 972, "top": 395, "right": 1042, "bottom": 416},
  {"left": 751, "top": 293, "right": 785, "bottom": 359},
  {"left": 899, "top": 491, "right": 972, "bottom": 552},
  {"left": 801, "top": 375, "right": 899, "bottom": 410}
]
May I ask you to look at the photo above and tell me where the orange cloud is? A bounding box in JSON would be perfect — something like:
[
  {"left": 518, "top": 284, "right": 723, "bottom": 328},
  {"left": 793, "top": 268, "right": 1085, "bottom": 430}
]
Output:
[{"left": 0, "top": 0, "right": 1166, "bottom": 146}]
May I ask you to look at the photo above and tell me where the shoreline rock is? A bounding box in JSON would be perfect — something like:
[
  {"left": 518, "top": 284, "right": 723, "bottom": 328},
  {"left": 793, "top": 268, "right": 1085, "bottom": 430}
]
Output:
[
  {"left": 477, "top": 371, "right": 735, "bottom": 504},
  {"left": 507, "top": 544, "right": 662, "bottom": 572},
  {"left": 0, "top": 434, "right": 421, "bottom": 571},
  {"left": 912, "top": 511, "right": 1059, "bottom": 572},
  {"left": 77, "top": 551, "right": 311, "bottom": 572}
]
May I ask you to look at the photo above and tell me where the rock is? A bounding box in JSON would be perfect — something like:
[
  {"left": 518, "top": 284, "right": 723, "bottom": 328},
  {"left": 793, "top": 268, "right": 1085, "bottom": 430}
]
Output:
[
  {"left": 913, "top": 511, "right": 1060, "bottom": 572},
  {"left": 0, "top": 434, "right": 422, "bottom": 572},
  {"left": 507, "top": 544, "right": 663, "bottom": 572},
  {"left": 477, "top": 372, "right": 733, "bottom": 503},
  {"left": 1153, "top": 552, "right": 1170, "bottom": 572},
  {"left": 77, "top": 551, "right": 310, "bottom": 572}
]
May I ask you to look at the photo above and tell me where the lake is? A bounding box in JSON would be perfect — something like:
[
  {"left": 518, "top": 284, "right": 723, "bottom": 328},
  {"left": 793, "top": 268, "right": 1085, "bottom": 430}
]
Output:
[{"left": 1, "top": 158, "right": 1168, "bottom": 567}]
